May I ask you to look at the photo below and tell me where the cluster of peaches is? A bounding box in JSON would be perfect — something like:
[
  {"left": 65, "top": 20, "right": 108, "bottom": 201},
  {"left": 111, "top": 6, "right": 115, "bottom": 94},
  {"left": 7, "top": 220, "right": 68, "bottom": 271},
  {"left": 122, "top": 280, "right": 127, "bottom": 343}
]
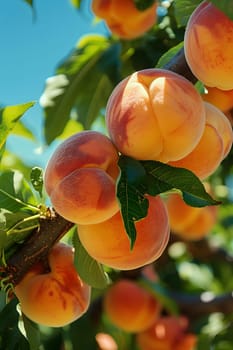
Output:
[
  {"left": 97, "top": 266, "right": 197, "bottom": 350},
  {"left": 13, "top": 1, "right": 233, "bottom": 346}
]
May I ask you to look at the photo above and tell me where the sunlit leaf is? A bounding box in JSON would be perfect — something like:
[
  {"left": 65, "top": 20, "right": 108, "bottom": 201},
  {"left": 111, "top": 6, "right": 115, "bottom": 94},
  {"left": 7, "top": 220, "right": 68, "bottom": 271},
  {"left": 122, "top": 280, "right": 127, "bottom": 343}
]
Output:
[
  {"left": 11, "top": 121, "right": 35, "bottom": 141},
  {"left": 69, "top": 0, "right": 81, "bottom": 8},
  {"left": 0, "top": 102, "right": 35, "bottom": 150},
  {"left": 41, "top": 35, "right": 120, "bottom": 144},
  {"left": 73, "top": 232, "right": 110, "bottom": 289}
]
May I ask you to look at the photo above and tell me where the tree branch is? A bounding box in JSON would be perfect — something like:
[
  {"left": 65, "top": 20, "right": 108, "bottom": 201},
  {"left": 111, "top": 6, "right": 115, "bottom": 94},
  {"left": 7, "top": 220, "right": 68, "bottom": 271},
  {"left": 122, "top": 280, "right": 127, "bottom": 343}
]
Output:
[{"left": 5, "top": 208, "right": 74, "bottom": 285}]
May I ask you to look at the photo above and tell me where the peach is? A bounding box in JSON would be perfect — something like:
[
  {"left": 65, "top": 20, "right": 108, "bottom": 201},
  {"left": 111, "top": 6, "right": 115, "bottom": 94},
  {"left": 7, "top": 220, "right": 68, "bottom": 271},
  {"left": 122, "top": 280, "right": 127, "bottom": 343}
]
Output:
[
  {"left": 136, "top": 316, "right": 197, "bottom": 350},
  {"left": 77, "top": 195, "right": 170, "bottom": 270},
  {"left": 14, "top": 242, "right": 91, "bottom": 327},
  {"left": 184, "top": 1, "right": 233, "bottom": 90},
  {"left": 92, "top": 0, "right": 157, "bottom": 40},
  {"left": 44, "top": 130, "right": 120, "bottom": 225},
  {"left": 103, "top": 279, "right": 161, "bottom": 333},
  {"left": 106, "top": 69, "right": 206, "bottom": 163},
  {"left": 202, "top": 87, "right": 233, "bottom": 113},
  {"left": 169, "top": 102, "right": 233, "bottom": 179},
  {"left": 165, "top": 192, "right": 218, "bottom": 241}
]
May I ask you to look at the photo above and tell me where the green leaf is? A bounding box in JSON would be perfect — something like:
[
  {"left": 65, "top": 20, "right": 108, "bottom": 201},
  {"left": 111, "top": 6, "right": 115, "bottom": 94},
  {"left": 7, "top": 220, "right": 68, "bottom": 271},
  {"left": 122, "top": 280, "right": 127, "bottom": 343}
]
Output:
[
  {"left": 210, "top": 0, "right": 233, "bottom": 20},
  {"left": 69, "top": 0, "right": 81, "bottom": 8},
  {"left": 117, "top": 156, "right": 149, "bottom": 249},
  {"left": 23, "top": 0, "right": 33, "bottom": 6},
  {"left": 11, "top": 121, "right": 35, "bottom": 141},
  {"left": 0, "top": 291, "right": 7, "bottom": 313},
  {"left": 73, "top": 232, "right": 110, "bottom": 289},
  {"left": 142, "top": 161, "right": 220, "bottom": 207},
  {"left": 20, "top": 313, "right": 41, "bottom": 350},
  {"left": 156, "top": 42, "right": 184, "bottom": 68},
  {"left": 133, "top": 0, "right": 156, "bottom": 11},
  {"left": 30, "top": 167, "right": 43, "bottom": 197},
  {"left": 0, "top": 170, "right": 36, "bottom": 212},
  {"left": 174, "top": 0, "right": 202, "bottom": 27},
  {"left": 0, "top": 102, "right": 35, "bottom": 151},
  {"left": 41, "top": 35, "right": 120, "bottom": 144},
  {"left": 0, "top": 298, "right": 30, "bottom": 349}
]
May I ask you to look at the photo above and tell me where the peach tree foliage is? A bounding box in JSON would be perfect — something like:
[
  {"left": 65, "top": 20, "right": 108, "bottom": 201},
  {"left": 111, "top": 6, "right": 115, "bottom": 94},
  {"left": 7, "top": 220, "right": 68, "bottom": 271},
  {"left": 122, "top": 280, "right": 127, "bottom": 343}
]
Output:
[{"left": 0, "top": 0, "right": 233, "bottom": 349}]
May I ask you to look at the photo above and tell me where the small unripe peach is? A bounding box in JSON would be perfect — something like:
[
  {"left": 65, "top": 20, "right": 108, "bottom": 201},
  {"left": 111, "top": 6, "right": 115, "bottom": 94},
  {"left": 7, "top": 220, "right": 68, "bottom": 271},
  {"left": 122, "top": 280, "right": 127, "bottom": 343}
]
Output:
[
  {"left": 92, "top": 0, "right": 157, "bottom": 39},
  {"left": 77, "top": 195, "right": 170, "bottom": 270},
  {"left": 14, "top": 242, "right": 91, "bottom": 327},
  {"left": 169, "top": 102, "right": 233, "bottom": 179},
  {"left": 103, "top": 279, "right": 161, "bottom": 333},
  {"left": 44, "top": 130, "right": 120, "bottom": 225},
  {"left": 106, "top": 69, "right": 205, "bottom": 163},
  {"left": 184, "top": 1, "right": 233, "bottom": 90}
]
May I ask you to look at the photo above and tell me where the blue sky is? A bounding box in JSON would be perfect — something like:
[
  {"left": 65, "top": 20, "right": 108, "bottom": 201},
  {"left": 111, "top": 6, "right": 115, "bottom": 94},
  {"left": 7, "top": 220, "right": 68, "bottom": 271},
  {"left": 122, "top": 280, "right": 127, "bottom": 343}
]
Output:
[{"left": 0, "top": 0, "right": 108, "bottom": 167}]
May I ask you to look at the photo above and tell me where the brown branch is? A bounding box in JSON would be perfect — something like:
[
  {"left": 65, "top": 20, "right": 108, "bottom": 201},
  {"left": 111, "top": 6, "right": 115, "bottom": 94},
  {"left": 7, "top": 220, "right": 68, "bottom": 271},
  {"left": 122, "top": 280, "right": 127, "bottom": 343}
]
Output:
[
  {"left": 171, "top": 290, "right": 233, "bottom": 318},
  {"left": 6, "top": 208, "right": 74, "bottom": 286}
]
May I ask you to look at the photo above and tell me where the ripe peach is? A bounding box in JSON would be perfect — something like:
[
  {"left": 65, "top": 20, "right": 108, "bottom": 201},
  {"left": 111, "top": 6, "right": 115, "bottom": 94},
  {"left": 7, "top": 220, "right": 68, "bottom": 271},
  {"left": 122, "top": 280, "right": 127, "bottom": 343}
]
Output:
[
  {"left": 169, "top": 102, "right": 233, "bottom": 179},
  {"left": 165, "top": 192, "right": 218, "bottom": 241},
  {"left": 103, "top": 279, "right": 161, "bottom": 333},
  {"left": 136, "top": 316, "right": 197, "bottom": 350},
  {"left": 44, "top": 130, "right": 120, "bottom": 225},
  {"left": 184, "top": 1, "right": 233, "bottom": 90},
  {"left": 77, "top": 195, "right": 170, "bottom": 270},
  {"left": 14, "top": 242, "right": 91, "bottom": 327},
  {"left": 92, "top": 0, "right": 157, "bottom": 40},
  {"left": 202, "top": 87, "right": 233, "bottom": 113},
  {"left": 106, "top": 69, "right": 206, "bottom": 163}
]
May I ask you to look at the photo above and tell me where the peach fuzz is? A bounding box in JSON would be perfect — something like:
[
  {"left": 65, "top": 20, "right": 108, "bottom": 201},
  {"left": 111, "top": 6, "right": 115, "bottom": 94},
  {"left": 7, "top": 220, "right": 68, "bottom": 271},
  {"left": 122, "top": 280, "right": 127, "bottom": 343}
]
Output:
[
  {"left": 92, "top": 0, "right": 157, "bottom": 40},
  {"left": 202, "top": 87, "right": 233, "bottom": 113},
  {"left": 103, "top": 279, "right": 161, "bottom": 333},
  {"left": 44, "top": 130, "right": 120, "bottom": 225},
  {"left": 14, "top": 242, "right": 91, "bottom": 327},
  {"left": 136, "top": 316, "right": 197, "bottom": 350},
  {"left": 165, "top": 193, "right": 218, "bottom": 241},
  {"left": 169, "top": 102, "right": 233, "bottom": 179},
  {"left": 106, "top": 69, "right": 206, "bottom": 163},
  {"left": 184, "top": 1, "right": 233, "bottom": 90},
  {"left": 77, "top": 195, "right": 170, "bottom": 270}
]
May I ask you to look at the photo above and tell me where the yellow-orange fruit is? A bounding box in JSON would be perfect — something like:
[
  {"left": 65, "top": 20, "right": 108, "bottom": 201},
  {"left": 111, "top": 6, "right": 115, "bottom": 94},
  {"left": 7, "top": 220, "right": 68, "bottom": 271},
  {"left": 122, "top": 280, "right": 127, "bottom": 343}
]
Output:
[
  {"left": 103, "top": 279, "right": 161, "bottom": 333},
  {"left": 165, "top": 193, "right": 218, "bottom": 241},
  {"left": 78, "top": 195, "right": 170, "bottom": 270},
  {"left": 184, "top": 1, "right": 233, "bottom": 90},
  {"left": 14, "top": 243, "right": 91, "bottom": 327},
  {"left": 44, "top": 130, "right": 120, "bottom": 225},
  {"left": 92, "top": 0, "right": 157, "bottom": 39},
  {"left": 106, "top": 68, "right": 205, "bottom": 163},
  {"left": 136, "top": 316, "right": 197, "bottom": 350},
  {"left": 169, "top": 102, "right": 233, "bottom": 179},
  {"left": 202, "top": 87, "right": 233, "bottom": 113}
]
